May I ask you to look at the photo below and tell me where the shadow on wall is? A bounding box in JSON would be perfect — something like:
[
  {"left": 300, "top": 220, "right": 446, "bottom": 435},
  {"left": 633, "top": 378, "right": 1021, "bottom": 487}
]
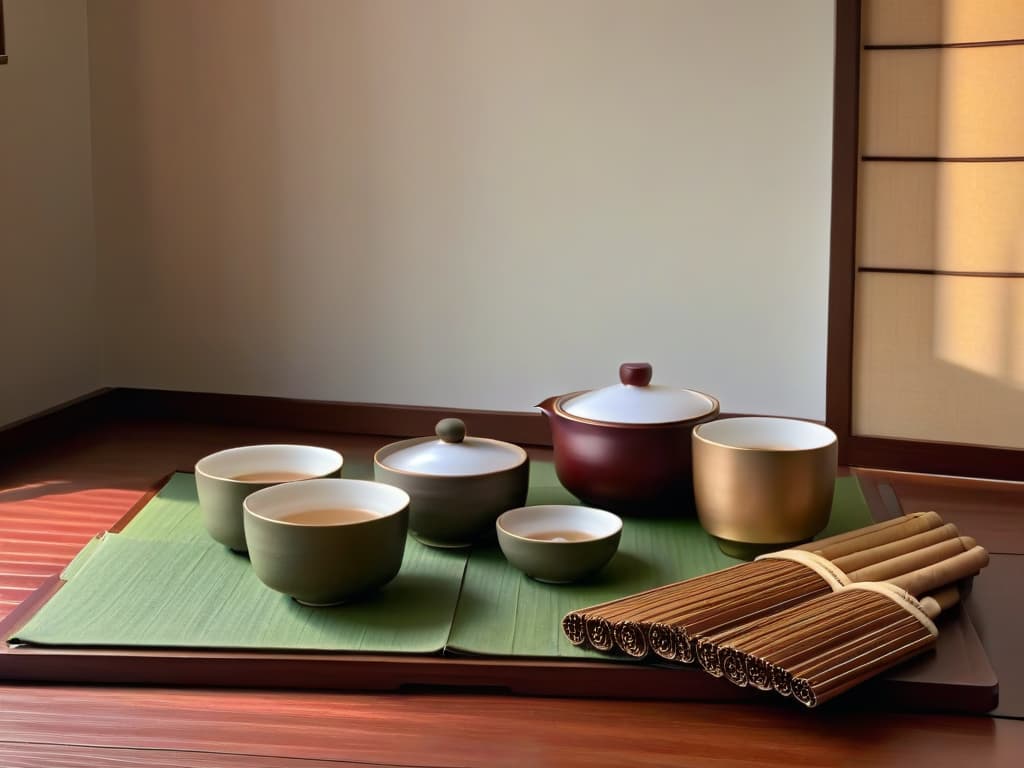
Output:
[
  {"left": 928, "top": 8, "right": 1023, "bottom": 393},
  {"left": 96, "top": 0, "right": 284, "bottom": 391},
  {"left": 89, "top": 0, "right": 837, "bottom": 417}
]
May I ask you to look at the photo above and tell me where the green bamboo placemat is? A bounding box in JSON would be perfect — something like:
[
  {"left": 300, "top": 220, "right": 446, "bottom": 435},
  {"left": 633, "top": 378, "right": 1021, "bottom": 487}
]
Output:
[
  {"left": 60, "top": 534, "right": 104, "bottom": 581},
  {"left": 445, "top": 473, "right": 874, "bottom": 659},
  {"left": 10, "top": 464, "right": 873, "bottom": 659},
  {"left": 12, "top": 532, "right": 465, "bottom": 652},
  {"left": 11, "top": 472, "right": 468, "bottom": 653}
]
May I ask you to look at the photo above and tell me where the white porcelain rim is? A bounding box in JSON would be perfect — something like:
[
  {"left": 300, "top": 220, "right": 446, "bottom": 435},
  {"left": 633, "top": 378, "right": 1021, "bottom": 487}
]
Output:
[
  {"left": 694, "top": 417, "right": 837, "bottom": 452},
  {"left": 243, "top": 478, "right": 409, "bottom": 526},
  {"left": 195, "top": 444, "right": 343, "bottom": 483},
  {"left": 496, "top": 504, "right": 622, "bottom": 543}
]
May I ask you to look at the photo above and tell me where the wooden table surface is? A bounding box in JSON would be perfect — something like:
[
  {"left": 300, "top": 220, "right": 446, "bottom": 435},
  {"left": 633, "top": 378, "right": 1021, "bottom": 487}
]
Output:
[{"left": 1, "top": 417, "right": 1022, "bottom": 767}]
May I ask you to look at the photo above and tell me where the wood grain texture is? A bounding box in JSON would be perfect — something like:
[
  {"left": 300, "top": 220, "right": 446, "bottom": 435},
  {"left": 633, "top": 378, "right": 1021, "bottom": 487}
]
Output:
[
  {"left": 857, "top": 469, "right": 1024, "bottom": 555},
  {"left": 0, "top": 743, "right": 400, "bottom": 768},
  {"left": 0, "top": 685, "right": 1021, "bottom": 768},
  {"left": 826, "top": 0, "right": 862, "bottom": 468}
]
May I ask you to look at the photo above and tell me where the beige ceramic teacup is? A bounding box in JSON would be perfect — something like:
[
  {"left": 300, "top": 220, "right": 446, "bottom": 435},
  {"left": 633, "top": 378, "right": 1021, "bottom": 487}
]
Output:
[
  {"left": 243, "top": 478, "right": 410, "bottom": 606},
  {"left": 195, "top": 444, "right": 343, "bottom": 552}
]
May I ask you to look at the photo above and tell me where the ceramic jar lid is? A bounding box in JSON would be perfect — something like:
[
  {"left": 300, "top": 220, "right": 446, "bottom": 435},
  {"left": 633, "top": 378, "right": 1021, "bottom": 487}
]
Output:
[
  {"left": 560, "top": 363, "right": 717, "bottom": 424},
  {"left": 378, "top": 418, "right": 527, "bottom": 476}
]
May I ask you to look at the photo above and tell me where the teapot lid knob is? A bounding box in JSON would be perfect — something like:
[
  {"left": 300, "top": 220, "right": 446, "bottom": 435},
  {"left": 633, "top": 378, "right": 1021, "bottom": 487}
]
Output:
[
  {"left": 436, "top": 418, "right": 467, "bottom": 443},
  {"left": 619, "top": 362, "right": 653, "bottom": 387}
]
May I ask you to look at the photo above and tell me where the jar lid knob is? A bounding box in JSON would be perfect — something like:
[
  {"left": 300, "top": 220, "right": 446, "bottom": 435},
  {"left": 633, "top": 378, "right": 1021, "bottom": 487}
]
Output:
[
  {"left": 619, "top": 362, "right": 653, "bottom": 387},
  {"left": 436, "top": 418, "right": 466, "bottom": 443}
]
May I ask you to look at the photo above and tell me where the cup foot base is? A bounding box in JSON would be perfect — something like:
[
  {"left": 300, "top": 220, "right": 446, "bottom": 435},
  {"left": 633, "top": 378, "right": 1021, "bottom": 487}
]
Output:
[
  {"left": 714, "top": 537, "right": 810, "bottom": 561},
  {"left": 411, "top": 533, "right": 473, "bottom": 549},
  {"left": 530, "top": 575, "right": 576, "bottom": 584},
  {"left": 293, "top": 597, "right": 350, "bottom": 608}
]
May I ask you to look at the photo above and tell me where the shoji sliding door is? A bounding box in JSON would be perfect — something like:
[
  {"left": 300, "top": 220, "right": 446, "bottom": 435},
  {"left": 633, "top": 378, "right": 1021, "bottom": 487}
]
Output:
[{"left": 828, "top": 0, "right": 1024, "bottom": 479}]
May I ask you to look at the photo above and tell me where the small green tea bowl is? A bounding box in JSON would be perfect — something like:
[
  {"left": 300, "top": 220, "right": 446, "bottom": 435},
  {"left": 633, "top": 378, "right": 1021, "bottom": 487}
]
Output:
[
  {"left": 496, "top": 505, "right": 623, "bottom": 583},
  {"left": 243, "top": 478, "right": 409, "bottom": 606},
  {"left": 195, "top": 444, "right": 343, "bottom": 552}
]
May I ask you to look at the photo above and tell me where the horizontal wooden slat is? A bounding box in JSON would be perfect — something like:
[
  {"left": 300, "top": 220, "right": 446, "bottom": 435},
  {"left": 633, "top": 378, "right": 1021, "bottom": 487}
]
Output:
[
  {"left": 853, "top": 273, "right": 1024, "bottom": 448},
  {"left": 862, "top": 156, "right": 1024, "bottom": 161},
  {"left": 0, "top": 684, "right": 1022, "bottom": 768},
  {"left": 859, "top": 268, "right": 1024, "bottom": 278},
  {"left": 0, "top": 483, "right": 139, "bottom": 623},
  {"left": 857, "top": 161, "right": 1024, "bottom": 272},
  {"left": 865, "top": 39, "right": 1024, "bottom": 50},
  {"left": 0, "top": 743, "right": 389, "bottom": 768},
  {"left": 861, "top": 47, "right": 1024, "bottom": 157},
  {"left": 863, "top": 0, "right": 1024, "bottom": 47}
]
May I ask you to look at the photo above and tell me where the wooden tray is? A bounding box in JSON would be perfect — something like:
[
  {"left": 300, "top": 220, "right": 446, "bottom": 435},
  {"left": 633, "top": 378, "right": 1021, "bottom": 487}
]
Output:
[
  {"left": 0, "top": 478, "right": 999, "bottom": 714},
  {"left": 0, "top": 572, "right": 998, "bottom": 714}
]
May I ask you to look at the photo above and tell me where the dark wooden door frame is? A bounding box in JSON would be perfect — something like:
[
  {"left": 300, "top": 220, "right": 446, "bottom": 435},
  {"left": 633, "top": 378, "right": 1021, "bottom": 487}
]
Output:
[
  {"left": 825, "top": 0, "right": 1022, "bottom": 481},
  {"left": 0, "top": 0, "right": 8, "bottom": 65}
]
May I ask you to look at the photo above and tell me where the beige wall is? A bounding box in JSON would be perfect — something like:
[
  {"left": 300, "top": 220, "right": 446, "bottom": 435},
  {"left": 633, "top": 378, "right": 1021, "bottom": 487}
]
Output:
[
  {"left": 88, "top": 0, "right": 834, "bottom": 417},
  {"left": 0, "top": 0, "right": 98, "bottom": 427}
]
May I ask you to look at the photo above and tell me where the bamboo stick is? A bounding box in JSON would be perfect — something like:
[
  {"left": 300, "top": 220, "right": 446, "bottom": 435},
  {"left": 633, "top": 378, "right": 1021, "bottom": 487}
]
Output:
[
  {"left": 845, "top": 536, "right": 975, "bottom": 582},
  {"left": 887, "top": 545, "right": 989, "bottom": 595},
  {"left": 810, "top": 513, "right": 945, "bottom": 560},
  {"left": 793, "top": 511, "right": 942, "bottom": 554},
  {"left": 830, "top": 523, "right": 959, "bottom": 573},
  {"left": 919, "top": 585, "right": 961, "bottom": 618}
]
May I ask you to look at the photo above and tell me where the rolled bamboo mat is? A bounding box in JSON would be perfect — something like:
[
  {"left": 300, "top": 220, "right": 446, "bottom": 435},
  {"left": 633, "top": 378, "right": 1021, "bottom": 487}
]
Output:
[
  {"left": 696, "top": 535, "right": 976, "bottom": 678},
  {"left": 562, "top": 513, "right": 950, "bottom": 661},
  {"left": 694, "top": 546, "right": 988, "bottom": 707}
]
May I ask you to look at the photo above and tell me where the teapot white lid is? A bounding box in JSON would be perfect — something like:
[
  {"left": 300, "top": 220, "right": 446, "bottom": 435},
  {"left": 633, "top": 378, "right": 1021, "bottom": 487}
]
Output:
[
  {"left": 560, "top": 363, "right": 717, "bottom": 424},
  {"left": 379, "top": 418, "right": 526, "bottom": 476}
]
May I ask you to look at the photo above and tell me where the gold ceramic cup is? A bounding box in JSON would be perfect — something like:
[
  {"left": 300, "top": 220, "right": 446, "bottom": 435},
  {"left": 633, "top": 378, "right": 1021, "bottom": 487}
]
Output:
[{"left": 692, "top": 417, "right": 838, "bottom": 559}]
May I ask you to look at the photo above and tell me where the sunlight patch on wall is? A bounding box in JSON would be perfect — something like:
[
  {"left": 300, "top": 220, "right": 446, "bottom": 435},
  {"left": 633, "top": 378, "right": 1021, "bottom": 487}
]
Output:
[{"left": 933, "top": 277, "right": 1020, "bottom": 387}]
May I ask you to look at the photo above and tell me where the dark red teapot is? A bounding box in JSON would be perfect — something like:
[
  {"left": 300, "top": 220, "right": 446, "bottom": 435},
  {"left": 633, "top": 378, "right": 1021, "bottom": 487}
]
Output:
[{"left": 537, "top": 363, "right": 719, "bottom": 515}]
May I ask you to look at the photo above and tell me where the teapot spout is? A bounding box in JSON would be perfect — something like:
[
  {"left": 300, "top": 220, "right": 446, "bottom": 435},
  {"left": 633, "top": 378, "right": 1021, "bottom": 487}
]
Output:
[{"left": 535, "top": 395, "right": 558, "bottom": 418}]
